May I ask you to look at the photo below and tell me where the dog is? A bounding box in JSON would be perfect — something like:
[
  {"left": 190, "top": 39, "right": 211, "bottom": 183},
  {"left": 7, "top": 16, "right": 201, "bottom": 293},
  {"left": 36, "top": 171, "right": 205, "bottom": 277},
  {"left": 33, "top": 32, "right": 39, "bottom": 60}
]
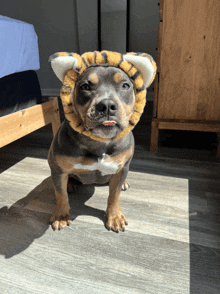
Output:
[{"left": 48, "top": 51, "right": 156, "bottom": 232}]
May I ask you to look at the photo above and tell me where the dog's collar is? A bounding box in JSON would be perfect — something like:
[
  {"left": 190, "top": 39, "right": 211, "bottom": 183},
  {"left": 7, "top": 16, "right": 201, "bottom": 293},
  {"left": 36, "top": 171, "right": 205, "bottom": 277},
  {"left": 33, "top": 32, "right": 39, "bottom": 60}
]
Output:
[{"left": 50, "top": 50, "right": 157, "bottom": 141}]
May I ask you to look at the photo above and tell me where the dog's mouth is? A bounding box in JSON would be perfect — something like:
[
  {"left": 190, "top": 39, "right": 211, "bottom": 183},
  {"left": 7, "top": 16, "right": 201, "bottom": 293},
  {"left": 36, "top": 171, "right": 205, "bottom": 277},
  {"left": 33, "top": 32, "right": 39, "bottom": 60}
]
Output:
[
  {"left": 102, "top": 120, "right": 117, "bottom": 126},
  {"left": 84, "top": 117, "right": 123, "bottom": 139}
]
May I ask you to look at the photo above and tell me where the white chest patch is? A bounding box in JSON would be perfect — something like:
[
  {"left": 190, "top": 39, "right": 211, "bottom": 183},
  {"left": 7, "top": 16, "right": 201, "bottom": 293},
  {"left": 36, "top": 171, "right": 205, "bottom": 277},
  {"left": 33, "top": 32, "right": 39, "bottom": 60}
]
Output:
[{"left": 73, "top": 153, "right": 121, "bottom": 176}]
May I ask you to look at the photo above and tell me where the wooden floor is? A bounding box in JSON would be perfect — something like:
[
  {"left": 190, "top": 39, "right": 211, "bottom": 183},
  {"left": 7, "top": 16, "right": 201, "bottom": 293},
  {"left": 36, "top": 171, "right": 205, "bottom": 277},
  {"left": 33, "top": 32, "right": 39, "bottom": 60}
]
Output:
[{"left": 0, "top": 102, "right": 220, "bottom": 293}]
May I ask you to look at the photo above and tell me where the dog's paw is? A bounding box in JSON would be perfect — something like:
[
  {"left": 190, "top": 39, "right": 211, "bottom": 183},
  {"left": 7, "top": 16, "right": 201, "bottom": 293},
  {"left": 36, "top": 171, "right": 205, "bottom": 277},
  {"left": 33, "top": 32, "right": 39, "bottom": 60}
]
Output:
[
  {"left": 49, "top": 214, "right": 72, "bottom": 231},
  {"left": 121, "top": 180, "right": 130, "bottom": 191},
  {"left": 105, "top": 205, "right": 128, "bottom": 233}
]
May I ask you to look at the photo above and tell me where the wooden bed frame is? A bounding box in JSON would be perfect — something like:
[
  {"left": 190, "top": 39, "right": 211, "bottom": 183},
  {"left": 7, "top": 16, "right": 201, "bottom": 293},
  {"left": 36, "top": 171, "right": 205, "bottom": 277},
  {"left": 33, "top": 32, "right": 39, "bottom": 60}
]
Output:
[{"left": 0, "top": 97, "right": 61, "bottom": 148}]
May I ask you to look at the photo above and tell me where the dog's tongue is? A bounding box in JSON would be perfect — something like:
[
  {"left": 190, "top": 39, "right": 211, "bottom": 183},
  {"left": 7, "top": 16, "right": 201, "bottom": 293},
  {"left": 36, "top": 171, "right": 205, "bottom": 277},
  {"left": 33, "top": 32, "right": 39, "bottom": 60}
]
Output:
[{"left": 102, "top": 121, "right": 116, "bottom": 126}]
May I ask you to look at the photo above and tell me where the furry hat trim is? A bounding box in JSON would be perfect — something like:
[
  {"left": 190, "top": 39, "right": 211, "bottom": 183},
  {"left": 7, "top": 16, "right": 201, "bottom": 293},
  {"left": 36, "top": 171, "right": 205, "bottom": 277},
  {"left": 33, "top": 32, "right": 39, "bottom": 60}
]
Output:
[{"left": 49, "top": 50, "right": 156, "bottom": 141}]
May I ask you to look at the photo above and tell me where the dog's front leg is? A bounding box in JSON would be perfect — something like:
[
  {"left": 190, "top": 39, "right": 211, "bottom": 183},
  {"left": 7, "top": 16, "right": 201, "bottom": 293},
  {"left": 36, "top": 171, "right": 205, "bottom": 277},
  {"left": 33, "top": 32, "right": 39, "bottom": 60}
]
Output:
[
  {"left": 49, "top": 172, "right": 72, "bottom": 230},
  {"left": 106, "top": 168, "right": 128, "bottom": 232}
]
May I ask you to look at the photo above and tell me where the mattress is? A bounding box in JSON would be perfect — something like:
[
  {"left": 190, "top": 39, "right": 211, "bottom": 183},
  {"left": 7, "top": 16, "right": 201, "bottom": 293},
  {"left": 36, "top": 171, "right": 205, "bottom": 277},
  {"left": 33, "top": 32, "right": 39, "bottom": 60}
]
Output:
[
  {"left": 0, "top": 15, "right": 40, "bottom": 79},
  {"left": 0, "top": 70, "right": 42, "bottom": 117},
  {"left": 0, "top": 16, "right": 42, "bottom": 117}
]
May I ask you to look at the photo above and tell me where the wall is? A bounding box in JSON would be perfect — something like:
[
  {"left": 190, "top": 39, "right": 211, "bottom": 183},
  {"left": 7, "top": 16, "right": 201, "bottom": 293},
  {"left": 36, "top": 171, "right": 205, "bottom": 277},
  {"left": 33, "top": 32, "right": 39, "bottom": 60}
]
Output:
[
  {"left": 100, "top": 0, "right": 127, "bottom": 53},
  {"left": 129, "top": 0, "right": 159, "bottom": 60},
  {"left": 0, "top": 0, "right": 159, "bottom": 98}
]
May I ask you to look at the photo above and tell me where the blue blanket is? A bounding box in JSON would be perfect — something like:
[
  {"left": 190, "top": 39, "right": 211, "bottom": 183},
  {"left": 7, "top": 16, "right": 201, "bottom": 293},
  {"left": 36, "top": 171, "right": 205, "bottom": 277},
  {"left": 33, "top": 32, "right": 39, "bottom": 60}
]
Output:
[{"left": 0, "top": 15, "right": 40, "bottom": 78}]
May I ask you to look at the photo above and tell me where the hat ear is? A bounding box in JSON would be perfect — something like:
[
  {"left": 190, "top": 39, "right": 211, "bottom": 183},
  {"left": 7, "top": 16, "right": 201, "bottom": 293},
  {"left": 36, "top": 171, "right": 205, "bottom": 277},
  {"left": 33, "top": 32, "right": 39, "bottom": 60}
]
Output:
[
  {"left": 48, "top": 53, "right": 79, "bottom": 83},
  {"left": 123, "top": 54, "right": 156, "bottom": 88}
]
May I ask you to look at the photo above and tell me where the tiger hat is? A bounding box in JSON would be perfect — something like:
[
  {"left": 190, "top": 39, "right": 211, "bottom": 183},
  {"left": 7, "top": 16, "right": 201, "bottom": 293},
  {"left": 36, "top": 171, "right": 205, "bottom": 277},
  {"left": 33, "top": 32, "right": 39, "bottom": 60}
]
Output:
[{"left": 49, "top": 50, "right": 157, "bottom": 141}]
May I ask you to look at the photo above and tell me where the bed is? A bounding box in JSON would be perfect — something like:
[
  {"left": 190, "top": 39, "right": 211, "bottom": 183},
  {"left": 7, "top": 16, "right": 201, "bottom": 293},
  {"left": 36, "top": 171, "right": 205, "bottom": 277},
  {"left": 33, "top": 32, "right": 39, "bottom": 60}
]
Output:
[{"left": 0, "top": 15, "right": 60, "bottom": 148}]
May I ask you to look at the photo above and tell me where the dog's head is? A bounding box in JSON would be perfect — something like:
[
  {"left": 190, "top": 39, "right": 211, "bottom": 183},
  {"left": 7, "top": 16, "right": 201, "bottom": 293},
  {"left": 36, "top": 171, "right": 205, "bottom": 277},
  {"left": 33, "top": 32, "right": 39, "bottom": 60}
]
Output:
[
  {"left": 74, "top": 65, "right": 136, "bottom": 139},
  {"left": 49, "top": 51, "right": 156, "bottom": 141}
]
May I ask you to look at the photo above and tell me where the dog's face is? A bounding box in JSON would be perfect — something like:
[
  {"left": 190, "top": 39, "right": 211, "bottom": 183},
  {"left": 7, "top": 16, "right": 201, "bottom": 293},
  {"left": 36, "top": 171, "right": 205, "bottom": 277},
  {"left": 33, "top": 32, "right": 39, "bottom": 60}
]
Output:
[{"left": 73, "top": 66, "right": 135, "bottom": 139}]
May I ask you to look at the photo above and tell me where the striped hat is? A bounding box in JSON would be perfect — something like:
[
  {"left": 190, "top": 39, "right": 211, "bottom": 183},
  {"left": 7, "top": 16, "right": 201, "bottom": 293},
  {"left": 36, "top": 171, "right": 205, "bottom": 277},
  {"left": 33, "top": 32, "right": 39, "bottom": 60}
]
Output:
[{"left": 49, "top": 50, "right": 157, "bottom": 141}]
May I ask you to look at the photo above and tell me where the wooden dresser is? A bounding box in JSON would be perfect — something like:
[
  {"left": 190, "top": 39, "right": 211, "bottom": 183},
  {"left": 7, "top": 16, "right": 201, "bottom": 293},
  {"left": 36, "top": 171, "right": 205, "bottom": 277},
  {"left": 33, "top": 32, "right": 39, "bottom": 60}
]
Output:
[{"left": 150, "top": 0, "right": 220, "bottom": 156}]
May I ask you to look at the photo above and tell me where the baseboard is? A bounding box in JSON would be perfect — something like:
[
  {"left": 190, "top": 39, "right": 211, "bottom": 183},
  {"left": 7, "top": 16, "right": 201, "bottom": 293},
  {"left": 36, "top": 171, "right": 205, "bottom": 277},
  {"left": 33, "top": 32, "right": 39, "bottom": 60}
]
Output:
[{"left": 41, "top": 89, "right": 154, "bottom": 101}]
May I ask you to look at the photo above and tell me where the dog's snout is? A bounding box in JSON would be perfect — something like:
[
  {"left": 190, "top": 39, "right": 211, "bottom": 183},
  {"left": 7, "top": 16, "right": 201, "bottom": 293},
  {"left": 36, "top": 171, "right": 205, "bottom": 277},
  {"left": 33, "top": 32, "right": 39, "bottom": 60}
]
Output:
[{"left": 96, "top": 99, "right": 118, "bottom": 115}]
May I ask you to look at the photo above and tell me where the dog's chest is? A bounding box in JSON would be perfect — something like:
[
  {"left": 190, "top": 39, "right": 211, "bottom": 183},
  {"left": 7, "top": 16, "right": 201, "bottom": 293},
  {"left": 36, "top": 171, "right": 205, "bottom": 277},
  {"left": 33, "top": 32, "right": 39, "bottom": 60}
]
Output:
[{"left": 72, "top": 153, "right": 121, "bottom": 184}]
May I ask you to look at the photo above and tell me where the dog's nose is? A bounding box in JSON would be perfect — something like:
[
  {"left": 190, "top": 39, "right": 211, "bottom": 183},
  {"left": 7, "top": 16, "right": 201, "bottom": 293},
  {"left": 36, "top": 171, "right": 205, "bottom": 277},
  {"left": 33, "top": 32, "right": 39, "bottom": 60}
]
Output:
[{"left": 96, "top": 99, "right": 118, "bottom": 115}]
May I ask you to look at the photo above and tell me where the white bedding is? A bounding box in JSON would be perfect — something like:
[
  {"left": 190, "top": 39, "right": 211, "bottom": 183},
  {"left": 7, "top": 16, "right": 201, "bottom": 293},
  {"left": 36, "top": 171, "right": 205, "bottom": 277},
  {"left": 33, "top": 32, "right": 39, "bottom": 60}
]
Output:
[{"left": 0, "top": 15, "right": 40, "bottom": 78}]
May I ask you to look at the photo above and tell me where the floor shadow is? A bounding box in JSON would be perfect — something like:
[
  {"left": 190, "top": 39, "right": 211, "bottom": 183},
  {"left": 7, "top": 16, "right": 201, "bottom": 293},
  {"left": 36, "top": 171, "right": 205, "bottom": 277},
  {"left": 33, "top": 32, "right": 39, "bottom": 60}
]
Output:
[
  {"left": 0, "top": 180, "right": 50, "bottom": 259},
  {"left": 68, "top": 178, "right": 107, "bottom": 223},
  {"left": 0, "top": 176, "right": 106, "bottom": 259}
]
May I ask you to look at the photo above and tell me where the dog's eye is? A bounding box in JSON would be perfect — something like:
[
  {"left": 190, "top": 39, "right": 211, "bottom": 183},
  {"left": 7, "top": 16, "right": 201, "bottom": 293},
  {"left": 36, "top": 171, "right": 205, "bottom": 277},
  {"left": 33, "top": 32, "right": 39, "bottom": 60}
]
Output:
[
  {"left": 122, "top": 83, "right": 130, "bottom": 90},
  {"left": 80, "top": 83, "right": 91, "bottom": 91}
]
